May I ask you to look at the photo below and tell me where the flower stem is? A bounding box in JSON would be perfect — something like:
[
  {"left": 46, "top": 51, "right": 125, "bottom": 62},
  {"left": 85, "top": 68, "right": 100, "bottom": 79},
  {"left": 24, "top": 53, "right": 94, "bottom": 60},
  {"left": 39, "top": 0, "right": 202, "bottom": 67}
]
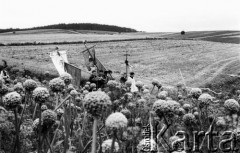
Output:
[
  {"left": 38, "top": 103, "right": 42, "bottom": 153},
  {"left": 91, "top": 118, "right": 98, "bottom": 153},
  {"left": 14, "top": 108, "right": 20, "bottom": 153},
  {"left": 111, "top": 130, "right": 116, "bottom": 153}
]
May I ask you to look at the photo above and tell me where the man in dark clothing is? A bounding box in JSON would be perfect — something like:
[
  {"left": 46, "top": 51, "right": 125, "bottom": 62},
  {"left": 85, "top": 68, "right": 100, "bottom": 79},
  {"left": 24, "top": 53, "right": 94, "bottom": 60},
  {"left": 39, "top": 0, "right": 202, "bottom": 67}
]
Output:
[
  {"left": 120, "top": 72, "right": 127, "bottom": 84},
  {"left": 89, "top": 70, "right": 99, "bottom": 86},
  {"left": 98, "top": 70, "right": 107, "bottom": 89}
]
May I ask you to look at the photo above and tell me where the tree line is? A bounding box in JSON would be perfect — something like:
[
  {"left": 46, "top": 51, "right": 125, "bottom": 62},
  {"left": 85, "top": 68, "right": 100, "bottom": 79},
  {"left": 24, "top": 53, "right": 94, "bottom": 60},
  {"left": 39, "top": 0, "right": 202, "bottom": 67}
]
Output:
[{"left": 0, "top": 23, "right": 137, "bottom": 33}]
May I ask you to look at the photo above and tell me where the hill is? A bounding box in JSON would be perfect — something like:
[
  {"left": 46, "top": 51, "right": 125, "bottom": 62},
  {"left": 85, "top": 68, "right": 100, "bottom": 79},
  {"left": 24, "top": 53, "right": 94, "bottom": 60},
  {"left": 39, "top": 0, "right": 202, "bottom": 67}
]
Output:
[
  {"left": 163, "top": 30, "right": 240, "bottom": 44},
  {"left": 0, "top": 23, "right": 137, "bottom": 34}
]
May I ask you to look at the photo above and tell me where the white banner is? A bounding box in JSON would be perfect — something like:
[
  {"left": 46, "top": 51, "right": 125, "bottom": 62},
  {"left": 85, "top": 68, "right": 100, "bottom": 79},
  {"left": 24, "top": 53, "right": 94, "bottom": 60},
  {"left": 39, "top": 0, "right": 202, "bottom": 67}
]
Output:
[{"left": 49, "top": 50, "right": 69, "bottom": 75}]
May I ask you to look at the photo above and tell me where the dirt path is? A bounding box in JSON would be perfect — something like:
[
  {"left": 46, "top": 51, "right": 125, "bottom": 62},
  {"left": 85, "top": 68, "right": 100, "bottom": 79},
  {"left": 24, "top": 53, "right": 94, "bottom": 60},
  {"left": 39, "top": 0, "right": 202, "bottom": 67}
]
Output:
[{"left": 187, "top": 56, "right": 238, "bottom": 86}]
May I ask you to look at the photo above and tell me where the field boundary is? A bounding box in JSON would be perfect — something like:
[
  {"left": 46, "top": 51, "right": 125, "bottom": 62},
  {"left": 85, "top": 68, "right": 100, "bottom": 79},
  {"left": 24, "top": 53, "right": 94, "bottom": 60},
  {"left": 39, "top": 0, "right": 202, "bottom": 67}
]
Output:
[{"left": 0, "top": 37, "right": 178, "bottom": 46}]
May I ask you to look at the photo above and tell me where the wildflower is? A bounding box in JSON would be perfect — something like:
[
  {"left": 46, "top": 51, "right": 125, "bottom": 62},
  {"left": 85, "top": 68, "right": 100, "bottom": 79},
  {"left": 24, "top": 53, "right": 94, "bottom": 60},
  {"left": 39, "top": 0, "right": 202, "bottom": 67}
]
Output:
[
  {"left": 42, "top": 109, "right": 57, "bottom": 127},
  {"left": 153, "top": 99, "right": 180, "bottom": 118},
  {"left": 135, "top": 117, "right": 141, "bottom": 125},
  {"left": 136, "top": 98, "right": 146, "bottom": 108},
  {"left": 23, "top": 79, "right": 37, "bottom": 92},
  {"left": 83, "top": 90, "right": 89, "bottom": 95},
  {"left": 198, "top": 93, "right": 213, "bottom": 107},
  {"left": 90, "top": 83, "right": 97, "bottom": 89},
  {"left": 143, "top": 89, "right": 150, "bottom": 94},
  {"left": 189, "top": 88, "right": 202, "bottom": 99},
  {"left": 13, "top": 82, "right": 24, "bottom": 93},
  {"left": 137, "top": 138, "right": 157, "bottom": 152},
  {"left": 70, "top": 90, "right": 78, "bottom": 97},
  {"left": 84, "top": 84, "right": 90, "bottom": 90},
  {"left": 135, "top": 81, "right": 144, "bottom": 89},
  {"left": 178, "top": 107, "right": 185, "bottom": 116},
  {"left": 41, "top": 105, "right": 48, "bottom": 111},
  {"left": 224, "top": 99, "right": 240, "bottom": 114},
  {"left": 125, "top": 80, "right": 132, "bottom": 87},
  {"left": 193, "top": 111, "right": 199, "bottom": 118},
  {"left": 49, "top": 78, "right": 65, "bottom": 93},
  {"left": 56, "top": 108, "right": 64, "bottom": 117},
  {"left": 183, "top": 113, "right": 196, "bottom": 126},
  {"left": 124, "top": 92, "right": 133, "bottom": 100},
  {"left": 60, "top": 72, "right": 72, "bottom": 85},
  {"left": 120, "top": 109, "right": 131, "bottom": 119},
  {"left": 157, "top": 91, "right": 168, "bottom": 100},
  {"left": 152, "top": 79, "right": 160, "bottom": 86},
  {"left": 32, "top": 87, "right": 50, "bottom": 103},
  {"left": 216, "top": 117, "right": 226, "bottom": 127},
  {"left": 178, "top": 94, "right": 183, "bottom": 100},
  {"left": 67, "top": 84, "right": 75, "bottom": 93},
  {"left": 182, "top": 104, "right": 191, "bottom": 112},
  {"left": 128, "top": 102, "right": 136, "bottom": 109},
  {"left": 83, "top": 91, "right": 111, "bottom": 117},
  {"left": 101, "top": 139, "right": 119, "bottom": 153},
  {"left": 107, "top": 80, "right": 118, "bottom": 88},
  {"left": 105, "top": 112, "right": 128, "bottom": 129},
  {"left": 143, "top": 85, "right": 150, "bottom": 89},
  {"left": 3, "top": 92, "right": 21, "bottom": 109}
]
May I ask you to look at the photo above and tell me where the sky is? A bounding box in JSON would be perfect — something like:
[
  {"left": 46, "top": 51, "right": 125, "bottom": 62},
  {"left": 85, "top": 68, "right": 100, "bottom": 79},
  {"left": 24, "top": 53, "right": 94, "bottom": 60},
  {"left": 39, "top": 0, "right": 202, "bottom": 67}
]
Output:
[{"left": 0, "top": 0, "right": 240, "bottom": 32}]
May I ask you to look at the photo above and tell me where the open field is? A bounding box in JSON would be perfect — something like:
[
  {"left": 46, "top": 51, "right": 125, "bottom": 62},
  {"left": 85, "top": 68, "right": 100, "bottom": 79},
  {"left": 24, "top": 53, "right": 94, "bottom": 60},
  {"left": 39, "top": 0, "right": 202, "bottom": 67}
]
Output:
[
  {"left": 0, "top": 29, "right": 170, "bottom": 44},
  {"left": 1, "top": 38, "right": 240, "bottom": 88},
  {"left": 0, "top": 30, "right": 239, "bottom": 45}
]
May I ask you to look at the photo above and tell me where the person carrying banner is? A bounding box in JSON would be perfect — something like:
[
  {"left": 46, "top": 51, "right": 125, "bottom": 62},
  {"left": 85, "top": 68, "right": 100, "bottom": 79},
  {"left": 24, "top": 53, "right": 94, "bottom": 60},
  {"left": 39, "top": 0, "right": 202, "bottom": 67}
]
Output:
[{"left": 88, "top": 58, "right": 98, "bottom": 73}]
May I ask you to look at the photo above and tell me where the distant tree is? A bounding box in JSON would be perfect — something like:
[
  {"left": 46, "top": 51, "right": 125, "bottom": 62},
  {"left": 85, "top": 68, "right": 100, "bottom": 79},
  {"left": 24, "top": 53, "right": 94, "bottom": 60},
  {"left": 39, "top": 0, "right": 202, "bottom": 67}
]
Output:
[{"left": 181, "top": 31, "right": 185, "bottom": 35}]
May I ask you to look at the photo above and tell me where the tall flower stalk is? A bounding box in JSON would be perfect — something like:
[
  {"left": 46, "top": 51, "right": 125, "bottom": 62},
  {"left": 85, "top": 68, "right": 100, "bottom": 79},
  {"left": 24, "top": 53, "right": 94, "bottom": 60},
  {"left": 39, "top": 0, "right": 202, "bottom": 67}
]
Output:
[
  {"left": 83, "top": 91, "right": 111, "bottom": 153},
  {"left": 32, "top": 87, "right": 50, "bottom": 153}
]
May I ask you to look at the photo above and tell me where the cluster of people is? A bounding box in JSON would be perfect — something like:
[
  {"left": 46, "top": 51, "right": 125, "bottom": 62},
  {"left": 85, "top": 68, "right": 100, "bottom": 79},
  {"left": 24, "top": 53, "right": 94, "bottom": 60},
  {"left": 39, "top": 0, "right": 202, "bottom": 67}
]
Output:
[
  {"left": 89, "top": 69, "right": 113, "bottom": 89},
  {"left": 120, "top": 71, "right": 138, "bottom": 92}
]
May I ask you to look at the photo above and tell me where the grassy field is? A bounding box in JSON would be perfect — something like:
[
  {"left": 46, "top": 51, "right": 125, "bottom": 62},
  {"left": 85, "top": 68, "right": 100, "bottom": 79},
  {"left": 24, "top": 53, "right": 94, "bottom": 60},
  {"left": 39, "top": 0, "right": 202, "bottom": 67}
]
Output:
[
  {"left": 1, "top": 29, "right": 239, "bottom": 45},
  {"left": 0, "top": 29, "right": 171, "bottom": 44},
  {"left": 1, "top": 35, "right": 240, "bottom": 88}
]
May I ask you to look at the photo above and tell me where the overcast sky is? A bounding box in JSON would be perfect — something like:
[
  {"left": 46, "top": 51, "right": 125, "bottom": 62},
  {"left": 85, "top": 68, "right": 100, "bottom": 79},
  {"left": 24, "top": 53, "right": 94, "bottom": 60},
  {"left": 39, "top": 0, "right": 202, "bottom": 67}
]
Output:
[{"left": 0, "top": 0, "right": 239, "bottom": 32}]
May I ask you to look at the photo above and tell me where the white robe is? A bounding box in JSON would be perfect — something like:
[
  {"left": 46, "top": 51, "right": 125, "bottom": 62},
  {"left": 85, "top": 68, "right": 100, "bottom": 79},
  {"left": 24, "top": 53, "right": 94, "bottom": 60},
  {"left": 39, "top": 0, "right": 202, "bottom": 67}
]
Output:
[{"left": 127, "top": 76, "right": 138, "bottom": 92}]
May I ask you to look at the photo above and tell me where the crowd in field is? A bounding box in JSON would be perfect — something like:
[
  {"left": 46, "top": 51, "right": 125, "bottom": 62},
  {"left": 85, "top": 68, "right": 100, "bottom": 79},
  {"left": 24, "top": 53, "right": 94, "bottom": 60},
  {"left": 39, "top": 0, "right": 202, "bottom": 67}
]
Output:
[{"left": 1, "top": 59, "right": 240, "bottom": 153}]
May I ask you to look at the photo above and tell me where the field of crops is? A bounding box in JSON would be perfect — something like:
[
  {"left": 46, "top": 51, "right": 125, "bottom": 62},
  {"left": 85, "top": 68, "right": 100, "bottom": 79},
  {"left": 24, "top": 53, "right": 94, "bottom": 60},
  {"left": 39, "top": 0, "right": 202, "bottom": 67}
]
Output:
[
  {"left": 0, "top": 38, "right": 240, "bottom": 88},
  {"left": 0, "top": 30, "right": 170, "bottom": 44}
]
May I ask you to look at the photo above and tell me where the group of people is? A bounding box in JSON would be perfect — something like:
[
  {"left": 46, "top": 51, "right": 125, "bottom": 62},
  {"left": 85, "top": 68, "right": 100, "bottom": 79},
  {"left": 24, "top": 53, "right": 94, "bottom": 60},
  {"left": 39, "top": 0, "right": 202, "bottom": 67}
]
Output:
[
  {"left": 88, "top": 66, "right": 138, "bottom": 92},
  {"left": 89, "top": 69, "right": 113, "bottom": 89},
  {"left": 120, "top": 71, "right": 138, "bottom": 92}
]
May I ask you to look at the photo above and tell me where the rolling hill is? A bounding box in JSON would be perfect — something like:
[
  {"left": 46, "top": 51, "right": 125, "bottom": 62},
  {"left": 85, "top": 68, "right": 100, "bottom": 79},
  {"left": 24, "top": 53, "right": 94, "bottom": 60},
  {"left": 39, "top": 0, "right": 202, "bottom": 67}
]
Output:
[{"left": 0, "top": 23, "right": 137, "bottom": 34}]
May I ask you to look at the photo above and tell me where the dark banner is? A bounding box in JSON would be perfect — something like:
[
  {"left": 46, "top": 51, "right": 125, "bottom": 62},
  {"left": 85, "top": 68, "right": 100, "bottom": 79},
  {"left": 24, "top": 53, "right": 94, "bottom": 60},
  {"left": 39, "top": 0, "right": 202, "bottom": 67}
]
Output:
[
  {"left": 82, "top": 46, "right": 107, "bottom": 72},
  {"left": 64, "top": 63, "right": 81, "bottom": 88}
]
